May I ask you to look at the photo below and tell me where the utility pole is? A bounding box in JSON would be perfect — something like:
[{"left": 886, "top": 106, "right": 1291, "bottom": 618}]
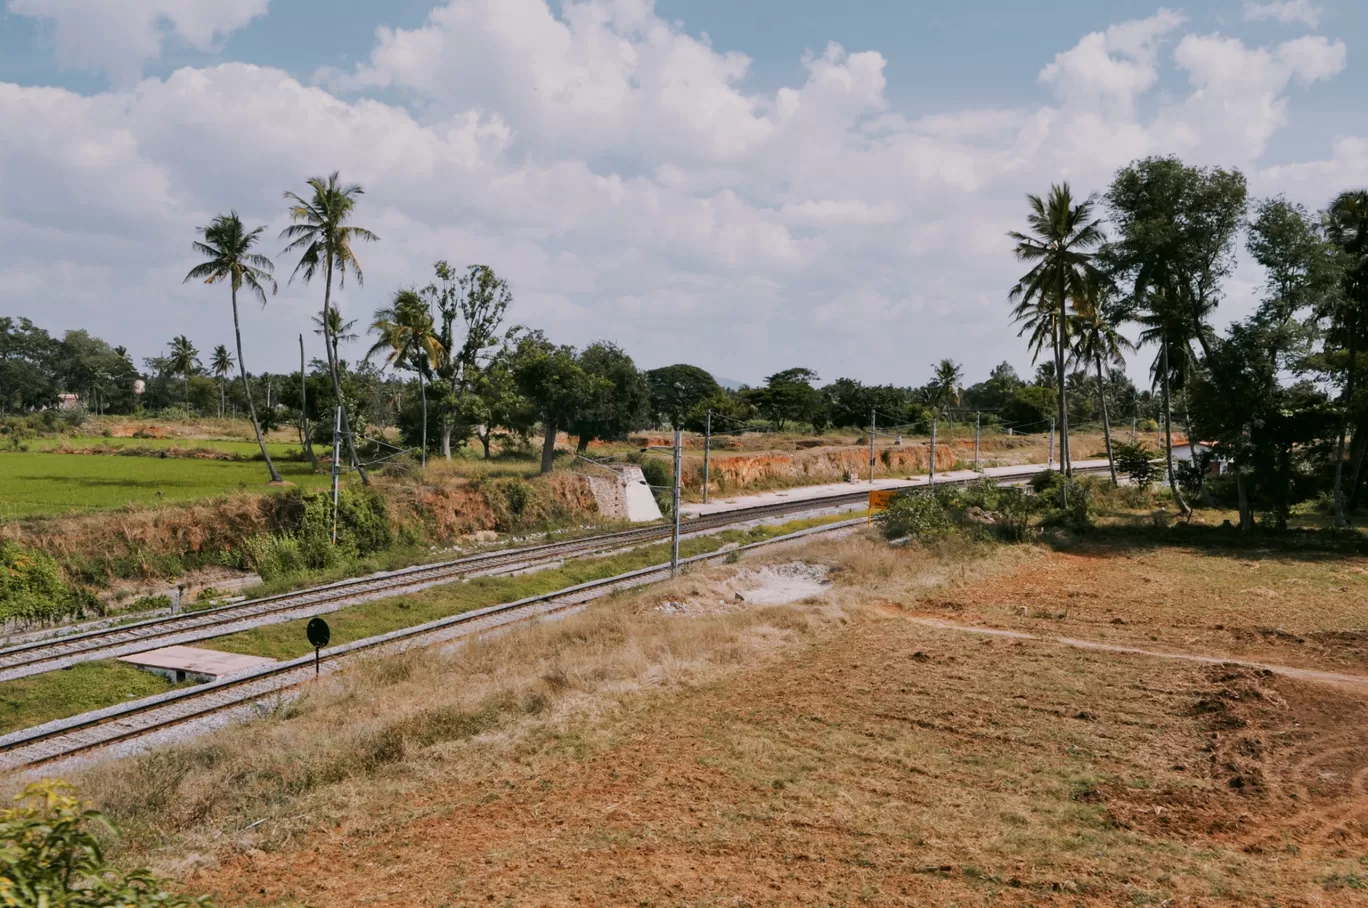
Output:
[
  {"left": 331, "top": 405, "right": 342, "bottom": 545},
  {"left": 869, "top": 409, "right": 876, "bottom": 484},
  {"left": 974, "top": 411, "right": 981, "bottom": 473},
  {"left": 1048, "top": 419, "right": 1055, "bottom": 470},
  {"left": 1131, "top": 416, "right": 1137, "bottom": 442},
  {"left": 930, "top": 418, "right": 937, "bottom": 488},
  {"left": 671, "top": 429, "right": 682, "bottom": 576},
  {"left": 702, "top": 409, "right": 711, "bottom": 505}
]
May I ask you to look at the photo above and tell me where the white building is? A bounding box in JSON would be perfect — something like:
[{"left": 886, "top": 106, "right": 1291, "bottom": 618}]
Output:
[{"left": 1171, "top": 441, "right": 1227, "bottom": 475}]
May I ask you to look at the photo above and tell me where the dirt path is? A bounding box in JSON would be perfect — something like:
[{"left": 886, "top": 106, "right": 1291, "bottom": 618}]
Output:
[{"left": 899, "top": 614, "right": 1368, "bottom": 693}]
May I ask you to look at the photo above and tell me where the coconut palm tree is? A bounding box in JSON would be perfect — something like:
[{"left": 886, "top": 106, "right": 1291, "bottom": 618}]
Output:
[
  {"left": 1324, "top": 190, "right": 1368, "bottom": 525},
  {"left": 210, "top": 344, "right": 234, "bottom": 418},
  {"left": 929, "top": 359, "right": 962, "bottom": 416},
  {"left": 183, "top": 212, "right": 283, "bottom": 483},
  {"left": 281, "top": 172, "right": 379, "bottom": 484},
  {"left": 1010, "top": 184, "right": 1107, "bottom": 491},
  {"left": 167, "top": 335, "right": 200, "bottom": 414},
  {"left": 1134, "top": 283, "right": 1193, "bottom": 515},
  {"left": 1069, "top": 285, "right": 1134, "bottom": 486},
  {"left": 312, "top": 308, "right": 359, "bottom": 346},
  {"left": 367, "top": 289, "right": 446, "bottom": 467}
]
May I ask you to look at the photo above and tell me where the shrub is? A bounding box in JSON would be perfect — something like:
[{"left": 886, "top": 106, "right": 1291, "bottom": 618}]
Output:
[
  {"left": 127, "top": 594, "right": 173, "bottom": 613},
  {"left": 0, "top": 539, "right": 101, "bottom": 627},
  {"left": 882, "top": 491, "right": 953, "bottom": 541},
  {"left": 0, "top": 781, "right": 211, "bottom": 907},
  {"left": 1113, "top": 441, "right": 1157, "bottom": 487},
  {"left": 1037, "top": 478, "right": 1093, "bottom": 531},
  {"left": 239, "top": 532, "right": 306, "bottom": 581},
  {"left": 1029, "top": 469, "right": 1061, "bottom": 494},
  {"left": 994, "top": 487, "right": 1036, "bottom": 541}
]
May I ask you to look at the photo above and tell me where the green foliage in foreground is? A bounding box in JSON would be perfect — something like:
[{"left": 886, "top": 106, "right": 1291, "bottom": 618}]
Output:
[
  {"left": 0, "top": 452, "right": 330, "bottom": 520},
  {"left": 0, "top": 781, "right": 210, "bottom": 906}
]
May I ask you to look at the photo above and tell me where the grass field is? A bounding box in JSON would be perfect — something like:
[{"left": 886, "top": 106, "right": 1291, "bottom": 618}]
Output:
[
  {"left": 50, "top": 526, "right": 1368, "bottom": 906},
  {"left": 0, "top": 452, "right": 332, "bottom": 519},
  {"left": 0, "top": 661, "right": 189, "bottom": 735},
  {"left": 27, "top": 435, "right": 304, "bottom": 458}
]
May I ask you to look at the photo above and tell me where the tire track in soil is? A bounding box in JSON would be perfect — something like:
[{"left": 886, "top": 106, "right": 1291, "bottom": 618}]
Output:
[{"left": 899, "top": 612, "right": 1368, "bottom": 857}]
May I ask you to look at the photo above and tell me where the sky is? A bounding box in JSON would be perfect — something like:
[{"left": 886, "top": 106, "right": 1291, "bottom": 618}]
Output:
[{"left": 3, "top": 0, "right": 1368, "bottom": 388}]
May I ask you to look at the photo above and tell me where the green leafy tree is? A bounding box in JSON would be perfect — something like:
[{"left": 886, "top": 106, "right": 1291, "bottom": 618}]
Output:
[
  {"left": 55, "top": 330, "right": 138, "bottom": 415},
  {"left": 0, "top": 318, "right": 60, "bottom": 412},
  {"left": 510, "top": 331, "right": 602, "bottom": 473},
  {"left": 646, "top": 364, "right": 723, "bottom": 430},
  {"left": 281, "top": 172, "right": 379, "bottom": 484},
  {"left": 425, "top": 262, "right": 513, "bottom": 457},
  {"left": 368, "top": 289, "right": 446, "bottom": 465},
  {"left": 821, "top": 378, "right": 919, "bottom": 429},
  {"left": 1322, "top": 191, "right": 1368, "bottom": 523},
  {"left": 464, "top": 348, "right": 537, "bottom": 458},
  {"left": 683, "top": 390, "right": 756, "bottom": 434},
  {"left": 1002, "top": 385, "right": 1056, "bottom": 430},
  {"left": 1106, "top": 157, "right": 1248, "bottom": 360},
  {"left": 744, "top": 367, "right": 825, "bottom": 432},
  {"left": 183, "top": 212, "right": 282, "bottom": 482},
  {"left": 1105, "top": 160, "right": 1248, "bottom": 516},
  {"left": 963, "top": 362, "right": 1024, "bottom": 413},
  {"left": 569, "top": 341, "right": 651, "bottom": 452},
  {"left": 1193, "top": 319, "right": 1332, "bottom": 530},
  {"left": 1009, "top": 184, "right": 1107, "bottom": 490}
]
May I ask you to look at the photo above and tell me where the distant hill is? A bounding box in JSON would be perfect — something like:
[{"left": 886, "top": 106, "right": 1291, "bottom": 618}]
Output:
[{"left": 715, "top": 376, "right": 748, "bottom": 391}]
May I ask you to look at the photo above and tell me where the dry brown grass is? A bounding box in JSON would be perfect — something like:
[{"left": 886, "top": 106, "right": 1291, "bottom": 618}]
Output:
[
  {"left": 60, "top": 546, "right": 881, "bottom": 862},
  {"left": 29, "top": 530, "right": 1368, "bottom": 905},
  {"left": 912, "top": 539, "right": 1368, "bottom": 673},
  {"left": 2, "top": 493, "right": 277, "bottom": 580}
]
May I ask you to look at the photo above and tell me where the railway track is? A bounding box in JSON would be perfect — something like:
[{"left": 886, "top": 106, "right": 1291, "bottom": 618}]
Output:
[
  {"left": 0, "top": 493, "right": 874, "bottom": 683},
  {"left": 0, "top": 518, "right": 865, "bottom": 771},
  {"left": 0, "top": 463, "right": 1106, "bottom": 684}
]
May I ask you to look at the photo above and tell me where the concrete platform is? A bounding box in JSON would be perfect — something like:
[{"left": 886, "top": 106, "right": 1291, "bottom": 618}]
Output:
[
  {"left": 118, "top": 645, "right": 276, "bottom": 684},
  {"left": 680, "top": 459, "right": 1110, "bottom": 518}
]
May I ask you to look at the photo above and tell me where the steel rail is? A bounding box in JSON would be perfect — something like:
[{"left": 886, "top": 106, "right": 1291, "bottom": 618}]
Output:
[
  {"left": 0, "top": 494, "right": 871, "bottom": 682},
  {"left": 0, "top": 462, "right": 1104, "bottom": 684},
  {"left": 0, "top": 517, "right": 865, "bottom": 770}
]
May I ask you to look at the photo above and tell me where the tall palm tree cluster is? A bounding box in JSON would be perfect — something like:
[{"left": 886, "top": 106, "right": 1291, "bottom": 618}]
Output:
[
  {"left": 1010, "top": 161, "right": 1368, "bottom": 528},
  {"left": 184, "top": 172, "right": 379, "bottom": 486},
  {"left": 1008, "top": 185, "right": 1109, "bottom": 504}
]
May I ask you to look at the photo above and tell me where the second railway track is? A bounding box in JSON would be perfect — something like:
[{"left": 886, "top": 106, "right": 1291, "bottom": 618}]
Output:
[
  {"left": 0, "top": 517, "right": 867, "bottom": 771},
  {"left": 0, "top": 491, "right": 873, "bottom": 682},
  {"left": 0, "top": 463, "right": 1103, "bottom": 684}
]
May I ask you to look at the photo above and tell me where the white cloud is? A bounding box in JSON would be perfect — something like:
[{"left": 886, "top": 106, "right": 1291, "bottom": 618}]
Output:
[
  {"left": 1156, "top": 33, "right": 1346, "bottom": 162},
  {"left": 1243, "top": 0, "right": 1322, "bottom": 27},
  {"left": 0, "top": 2, "right": 1362, "bottom": 386},
  {"left": 1038, "top": 9, "right": 1185, "bottom": 115},
  {"left": 7, "top": 0, "right": 269, "bottom": 84}
]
